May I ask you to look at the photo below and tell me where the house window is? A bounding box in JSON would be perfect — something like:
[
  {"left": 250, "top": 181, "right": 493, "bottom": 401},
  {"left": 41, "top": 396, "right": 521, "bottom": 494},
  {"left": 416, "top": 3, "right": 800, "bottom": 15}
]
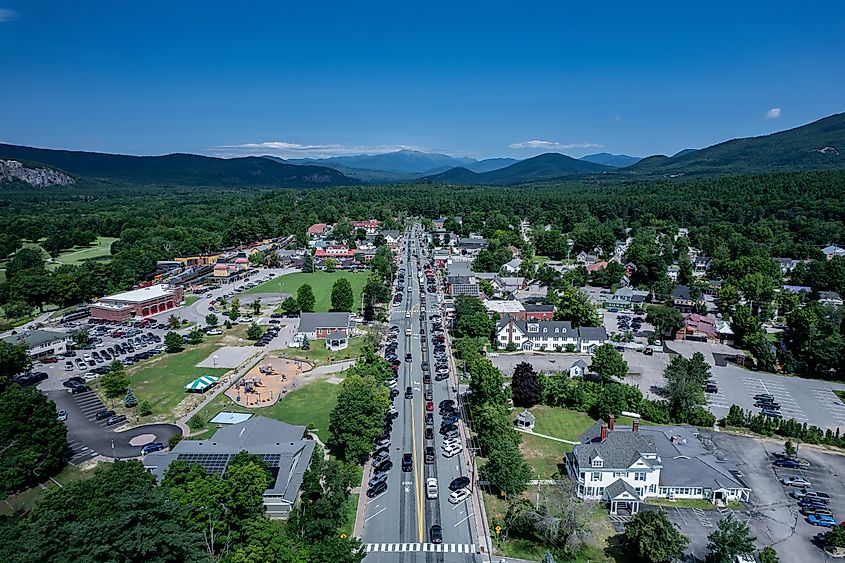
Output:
[
  {"left": 580, "top": 472, "right": 585, "bottom": 481},
  {"left": 613, "top": 472, "right": 626, "bottom": 478},
  {"left": 586, "top": 487, "right": 594, "bottom": 496},
  {"left": 695, "top": 488, "right": 702, "bottom": 495},
  {"left": 592, "top": 459, "right": 603, "bottom": 468},
  {"left": 591, "top": 472, "right": 601, "bottom": 481},
  {"left": 634, "top": 472, "right": 646, "bottom": 481},
  {"left": 597, "top": 487, "right": 604, "bottom": 496},
  {"left": 660, "top": 487, "right": 668, "bottom": 495},
  {"left": 649, "top": 484, "right": 656, "bottom": 493}
]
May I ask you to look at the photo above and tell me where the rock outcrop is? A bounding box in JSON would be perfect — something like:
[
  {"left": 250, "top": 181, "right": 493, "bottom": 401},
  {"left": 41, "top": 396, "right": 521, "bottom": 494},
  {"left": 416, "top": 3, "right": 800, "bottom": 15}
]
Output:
[{"left": 0, "top": 159, "right": 75, "bottom": 187}]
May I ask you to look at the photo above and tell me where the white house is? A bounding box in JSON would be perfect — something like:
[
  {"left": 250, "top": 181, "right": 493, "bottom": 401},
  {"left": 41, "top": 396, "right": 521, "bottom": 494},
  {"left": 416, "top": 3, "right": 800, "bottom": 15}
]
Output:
[
  {"left": 567, "top": 359, "right": 588, "bottom": 378},
  {"left": 501, "top": 258, "right": 523, "bottom": 274},
  {"left": 1, "top": 330, "right": 71, "bottom": 359},
  {"left": 567, "top": 417, "right": 750, "bottom": 514},
  {"left": 495, "top": 316, "right": 607, "bottom": 353}
]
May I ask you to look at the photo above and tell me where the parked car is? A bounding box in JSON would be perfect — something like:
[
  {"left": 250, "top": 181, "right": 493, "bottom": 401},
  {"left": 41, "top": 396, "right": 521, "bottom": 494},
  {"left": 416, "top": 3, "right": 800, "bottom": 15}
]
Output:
[
  {"left": 773, "top": 458, "right": 800, "bottom": 468},
  {"left": 57, "top": 409, "right": 68, "bottom": 421},
  {"left": 782, "top": 476, "right": 811, "bottom": 487},
  {"left": 94, "top": 409, "right": 116, "bottom": 421},
  {"left": 449, "top": 476, "right": 470, "bottom": 491},
  {"left": 429, "top": 524, "right": 443, "bottom": 544},
  {"left": 140, "top": 442, "right": 165, "bottom": 455},
  {"left": 807, "top": 514, "right": 837, "bottom": 527},
  {"left": 106, "top": 414, "right": 127, "bottom": 426},
  {"left": 367, "top": 481, "right": 388, "bottom": 498},
  {"left": 449, "top": 488, "right": 471, "bottom": 505}
]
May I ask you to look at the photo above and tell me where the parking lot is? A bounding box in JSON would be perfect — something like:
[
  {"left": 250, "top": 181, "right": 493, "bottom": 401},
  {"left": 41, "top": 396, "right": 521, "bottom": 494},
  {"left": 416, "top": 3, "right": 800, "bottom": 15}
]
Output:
[{"left": 663, "top": 430, "right": 845, "bottom": 562}]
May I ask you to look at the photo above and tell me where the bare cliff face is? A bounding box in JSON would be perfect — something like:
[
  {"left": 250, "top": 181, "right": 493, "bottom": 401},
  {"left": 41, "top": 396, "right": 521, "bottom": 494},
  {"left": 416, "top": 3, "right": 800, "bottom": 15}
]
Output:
[{"left": 0, "top": 159, "right": 75, "bottom": 187}]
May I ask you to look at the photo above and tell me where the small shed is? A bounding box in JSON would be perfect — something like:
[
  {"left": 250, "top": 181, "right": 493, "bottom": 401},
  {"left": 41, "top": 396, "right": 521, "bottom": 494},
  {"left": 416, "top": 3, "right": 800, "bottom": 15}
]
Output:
[{"left": 515, "top": 409, "right": 536, "bottom": 430}]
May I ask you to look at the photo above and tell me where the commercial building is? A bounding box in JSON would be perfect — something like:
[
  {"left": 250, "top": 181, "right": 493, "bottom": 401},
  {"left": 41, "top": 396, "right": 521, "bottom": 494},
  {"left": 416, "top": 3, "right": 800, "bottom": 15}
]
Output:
[
  {"left": 89, "top": 284, "right": 184, "bottom": 322},
  {"left": 566, "top": 417, "right": 750, "bottom": 514},
  {"left": 1, "top": 329, "right": 71, "bottom": 359},
  {"left": 144, "top": 416, "right": 315, "bottom": 517}
]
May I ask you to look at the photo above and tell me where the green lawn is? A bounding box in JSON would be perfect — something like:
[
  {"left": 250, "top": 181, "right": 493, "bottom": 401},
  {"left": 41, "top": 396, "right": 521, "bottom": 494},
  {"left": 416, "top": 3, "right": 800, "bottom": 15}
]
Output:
[
  {"left": 519, "top": 433, "right": 570, "bottom": 478},
  {"left": 1, "top": 463, "right": 96, "bottom": 516},
  {"left": 53, "top": 236, "right": 118, "bottom": 266},
  {"left": 245, "top": 271, "right": 368, "bottom": 312},
  {"left": 93, "top": 335, "right": 230, "bottom": 421},
  {"left": 183, "top": 295, "right": 200, "bottom": 307},
  {"left": 647, "top": 498, "right": 743, "bottom": 510},
  {"left": 340, "top": 493, "right": 359, "bottom": 537},
  {"left": 189, "top": 379, "right": 343, "bottom": 443},
  {"left": 520, "top": 405, "right": 596, "bottom": 442},
  {"left": 277, "top": 334, "right": 366, "bottom": 366},
  {"left": 834, "top": 390, "right": 845, "bottom": 406}
]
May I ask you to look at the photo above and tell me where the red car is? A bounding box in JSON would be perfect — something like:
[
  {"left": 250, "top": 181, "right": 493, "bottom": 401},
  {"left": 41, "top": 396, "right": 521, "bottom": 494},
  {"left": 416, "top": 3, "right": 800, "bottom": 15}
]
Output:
[
  {"left": 425, "top": 401, "right": 434, "bottom": 412},
  {"left": 41, "top": 357, "right": 58, "bottom": 364}
]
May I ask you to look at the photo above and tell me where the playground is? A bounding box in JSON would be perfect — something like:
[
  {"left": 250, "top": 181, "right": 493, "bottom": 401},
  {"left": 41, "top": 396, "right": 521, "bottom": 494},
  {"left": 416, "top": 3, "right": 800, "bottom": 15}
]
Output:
[{"left": 224, "top": 357, "right": 313, "bottom": 408}]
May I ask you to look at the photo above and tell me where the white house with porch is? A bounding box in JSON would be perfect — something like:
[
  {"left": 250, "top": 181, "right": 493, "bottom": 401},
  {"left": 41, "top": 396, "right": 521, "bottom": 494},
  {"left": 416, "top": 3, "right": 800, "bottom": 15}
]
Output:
[
  {"left": 566, "top": 417, "right": 751, "bottom": 515},
  {"left": 495, "top": 315, "right": 607, "bottom": 353}
]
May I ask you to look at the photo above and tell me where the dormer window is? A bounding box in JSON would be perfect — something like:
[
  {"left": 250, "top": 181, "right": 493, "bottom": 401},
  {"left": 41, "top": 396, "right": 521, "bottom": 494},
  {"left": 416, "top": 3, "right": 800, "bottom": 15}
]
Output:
[
  {"left": 591, "top": 458, "right": 603, "bottom": 468},
  {"left": 554, "top": 328, "right": 559, "bottom": 333},
  {"left": 527, "top": 324, "right": 539, "bottom": 333},
  {"left": 543, "top": 327, "right": 548, "bottom": 333}
]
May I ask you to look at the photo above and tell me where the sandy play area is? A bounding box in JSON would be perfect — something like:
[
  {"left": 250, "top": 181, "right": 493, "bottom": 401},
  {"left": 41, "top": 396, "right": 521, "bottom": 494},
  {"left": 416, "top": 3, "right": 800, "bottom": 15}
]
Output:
[{"left": 225, "top": 357, "right": 313, "bottom": 407}]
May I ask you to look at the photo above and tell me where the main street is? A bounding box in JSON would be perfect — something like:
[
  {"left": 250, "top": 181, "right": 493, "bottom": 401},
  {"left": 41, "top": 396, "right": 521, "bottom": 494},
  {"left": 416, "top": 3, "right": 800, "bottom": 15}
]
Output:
[{"left": 361, "top": 226, "right": 478, "bottom": 562}]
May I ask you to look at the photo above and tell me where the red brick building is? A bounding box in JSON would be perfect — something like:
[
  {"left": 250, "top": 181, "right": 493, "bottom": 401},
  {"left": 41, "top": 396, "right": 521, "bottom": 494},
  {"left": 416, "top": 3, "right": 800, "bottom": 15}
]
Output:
[{"left": 90, "top": 284, "right": 184, "bottom": 322}]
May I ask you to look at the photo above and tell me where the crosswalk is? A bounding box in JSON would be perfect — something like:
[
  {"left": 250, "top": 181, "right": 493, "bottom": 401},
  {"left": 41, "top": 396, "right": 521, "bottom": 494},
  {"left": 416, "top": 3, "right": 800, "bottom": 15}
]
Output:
[{"left": 365, "top": 543, "right": 475, "bottom": 553}]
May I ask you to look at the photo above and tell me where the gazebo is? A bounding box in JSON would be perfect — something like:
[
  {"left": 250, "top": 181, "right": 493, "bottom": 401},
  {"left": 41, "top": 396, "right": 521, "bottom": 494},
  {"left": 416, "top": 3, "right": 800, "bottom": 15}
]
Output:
[
  {"left": 515, "top": 409, "right": 536, "bottom": 430},
  {"left": 326, "top": 330, "right": 349, "bottom": 352},
  {"left": 186, "top": 375, "right": 220, "bottom": 393}
]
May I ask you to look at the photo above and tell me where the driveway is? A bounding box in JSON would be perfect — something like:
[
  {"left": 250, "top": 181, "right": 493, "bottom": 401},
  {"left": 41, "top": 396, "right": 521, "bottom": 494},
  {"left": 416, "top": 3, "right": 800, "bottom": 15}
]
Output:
[{"left": 49, "top": 388, "right": 181, "bottom": 461}]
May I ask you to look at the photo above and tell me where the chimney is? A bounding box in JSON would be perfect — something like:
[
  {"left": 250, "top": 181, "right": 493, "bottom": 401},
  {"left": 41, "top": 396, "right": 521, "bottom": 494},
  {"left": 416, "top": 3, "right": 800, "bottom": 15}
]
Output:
[
  {"left": 633, "top": 419, "right": 640, "bottom": 433},
  {"left": 600, "top": 423, "right": 608, "bottom": 442},
  {"left": 608, "top": 415, "right": 615, "bottom": 432}
]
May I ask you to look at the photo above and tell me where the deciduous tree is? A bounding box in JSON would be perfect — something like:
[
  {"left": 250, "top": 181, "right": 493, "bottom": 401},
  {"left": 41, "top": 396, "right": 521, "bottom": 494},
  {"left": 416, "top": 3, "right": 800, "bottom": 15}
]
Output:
[
  {"left": 331, "top": 277, "right": 354, "bottom": 312},
  {"left": 590, "top": 344, "right": 628, "bottom": 383},
  {"left": 707, "top": 514, "right": 756, "bottom": 563},
  {"left": 297, "top": 284, "right": 315, "bottom": 312},
  {"left": 622, "top": 510, "right": 689, "bottom": 563},
  {"left": 511, "top": 361, "right": 541, "bottom": 408}
]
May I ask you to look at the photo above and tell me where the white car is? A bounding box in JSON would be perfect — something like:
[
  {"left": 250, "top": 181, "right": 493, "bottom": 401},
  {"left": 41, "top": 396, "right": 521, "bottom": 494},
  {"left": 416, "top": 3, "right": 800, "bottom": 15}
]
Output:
[
  {"left": 441, "top": 443, "right": 462, "bottom": 458},
  {"left": 237, "top": 317, "right": 253, "bottom": 324},
  {"left": 206, "top": 329, "right": 222, "bottom": 335},
  {"left": 441, "top": 437, "right": 461, "bottom": 449},
  {"left": 426, "top": 477, "right": 438, "bottom": 499},
  {"left": 781, "top": 476, "right": 811, "bottom": 487},
  {"left": 448, "top": 488, "right": 471, "bottom": 505}
]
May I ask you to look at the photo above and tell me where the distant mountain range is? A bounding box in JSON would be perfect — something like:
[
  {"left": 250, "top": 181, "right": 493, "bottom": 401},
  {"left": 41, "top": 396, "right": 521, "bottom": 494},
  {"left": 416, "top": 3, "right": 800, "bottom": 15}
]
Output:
[
  {"left": 1, "top": 112, "right": 843, "bottom": 188},
  {"left": 627, "top": 113, "right": 845, "bottom": 176},
  {"left": 0, "top": 144, "right": 357, "bottom": 188},
  {"left": 580, "top": 152, "right": 641, "bottom": 167},
  {"left": 424, "top": 153, "right": 613, "bottom": 185}
]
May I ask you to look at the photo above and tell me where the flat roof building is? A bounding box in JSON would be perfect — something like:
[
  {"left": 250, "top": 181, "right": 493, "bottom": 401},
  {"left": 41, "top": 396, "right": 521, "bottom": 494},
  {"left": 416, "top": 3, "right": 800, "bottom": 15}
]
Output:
[{"left": 89, "top": 284, "right": 184, "bottom": 322}]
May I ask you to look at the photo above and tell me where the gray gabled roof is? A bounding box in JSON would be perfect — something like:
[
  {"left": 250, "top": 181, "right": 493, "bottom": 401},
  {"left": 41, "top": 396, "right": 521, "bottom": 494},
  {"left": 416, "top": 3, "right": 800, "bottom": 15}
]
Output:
[
  {"left": 574, "top": 426, "right": 657, "bottom": 469},
  {"left": 569, "top": 359, "right": 588, "bottom": 370},
  {"left": 496, "top": 315, "right": 574, "bottom": 335},
  {"left": 143, "top": 416, "right": 315, "bottom": 504},
  {"left": 1, "top": 329, "right": 68, "bottom": 348},
  {"left": 578, "top": 326, "right": 607, "bottom": 341},
  {"left": 298, "top": 312, "right": 351, "bottom": 333},
  {"left": 605, "top": 478, "right": 641, "bottom": 501}
]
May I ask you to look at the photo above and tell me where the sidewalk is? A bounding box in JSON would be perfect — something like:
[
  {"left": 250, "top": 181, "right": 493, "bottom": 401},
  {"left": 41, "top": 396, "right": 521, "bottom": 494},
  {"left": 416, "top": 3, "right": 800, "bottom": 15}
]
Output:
[{"left": 515, "top": 426, "right": 579, "bottom": 445}]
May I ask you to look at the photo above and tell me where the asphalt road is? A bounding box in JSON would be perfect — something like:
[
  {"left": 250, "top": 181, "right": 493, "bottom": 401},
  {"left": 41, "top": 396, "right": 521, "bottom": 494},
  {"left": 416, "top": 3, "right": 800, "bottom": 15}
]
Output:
[
  {"left": 49, "top": 388, "right": 181, "bottom": 461},
  {"left": 362, "top": 226, "right": 478, "bottom": 562}
]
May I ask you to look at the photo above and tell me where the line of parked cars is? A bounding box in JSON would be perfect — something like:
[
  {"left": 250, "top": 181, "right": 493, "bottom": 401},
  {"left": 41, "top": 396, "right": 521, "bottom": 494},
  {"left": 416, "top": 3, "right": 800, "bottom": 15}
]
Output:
[
  {"left": 776, "top": 458, "right": 838, "bottom": 527},
  {"left": 253, "top": 324, "right": 281, "bottom": 347},
  {"left": 755, "top": 393, "right": 782, "bottom": 419},
  {"left": 616, "top": 314, "right": 643, "bottom": 333}
]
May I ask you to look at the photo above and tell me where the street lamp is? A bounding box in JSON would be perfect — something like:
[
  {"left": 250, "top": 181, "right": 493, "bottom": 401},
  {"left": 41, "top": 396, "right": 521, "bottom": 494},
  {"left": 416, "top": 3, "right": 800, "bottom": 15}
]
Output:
[
  {"left": 111, "top": 439, "right": 115, "bottom": 460},
  {"left": 213, "top": 355, "right": 219, "bottom": 367}
]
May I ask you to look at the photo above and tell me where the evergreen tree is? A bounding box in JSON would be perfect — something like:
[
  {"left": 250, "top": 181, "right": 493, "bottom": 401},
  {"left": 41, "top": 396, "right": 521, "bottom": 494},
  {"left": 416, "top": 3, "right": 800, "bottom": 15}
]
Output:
[
  {"left": 331, "top": 277, "right": 354, "bottom": 312},
  {"left": 124, "top": 388, "right": 138, "bottom": 408},
  {"left": 297, "top": 284, "right": 316, "bottom": 312}
]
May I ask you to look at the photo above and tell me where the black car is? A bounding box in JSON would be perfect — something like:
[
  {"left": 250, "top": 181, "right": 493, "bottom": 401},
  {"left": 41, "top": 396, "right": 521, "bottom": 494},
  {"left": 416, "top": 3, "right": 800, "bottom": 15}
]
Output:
[
  {"left": 405, "top": 386, "right": 413, "bottom": 399},
  {"left": 449, "top": 476, "right": 470, "bottom": 491},
  {"left": 373, "top": 459, "right": 393, "bottom": 472},
  {"left": 442, "top": 414, "right": 460, "bottom": 425},
  {"left": 69, "top": 384, "right": 91, "bottom": 394},
  {"left": 402, "top": 453, "right": 413, "bottom": 472},
  {"left": 425, "top": 446, "right": 435, "bottom": 464},
  {"left": 440, "top": 424, "right": 457, "bottom": 435},
  {"left": 95, "top": 409, "right": 116, "bottom": 421},
  {"left": 64, "top": 376, "right": 86, "bottom": 387},
  {"left": 425, "top": 413, "right": 434, "bottom": 425},
  {"left": 439, "top": 399, "right": 455, "bottom": 409},
  {"left": 367, "top": 481, "right": 388, "bottom": 498},
  {"left": 390, "top": 388, "right": 399, "bottom": 399},
  {"left": 425, "top": 427, "right": 434, "bottom": 440},
  {"left": 429, "top": 524, "right": 443, "bottom": 544},
  {"left": 106, "top": 414, "right": 127, "bottom": 426}
]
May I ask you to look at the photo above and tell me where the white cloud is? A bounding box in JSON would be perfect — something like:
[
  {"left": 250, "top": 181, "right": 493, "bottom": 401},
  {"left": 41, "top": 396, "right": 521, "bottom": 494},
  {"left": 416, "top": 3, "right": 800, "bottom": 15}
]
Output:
[
  {"left": 508, "top": 140, "right": 603, "bottom": 150},
  {"left": 0, "top": 8, "right": 18, "bottom": 22},
  {"left": 210, "top": 141, "right": 424, "bottom": 159},
  {"left": 765, "top": 108, "right": 782, "bottom": 120}
]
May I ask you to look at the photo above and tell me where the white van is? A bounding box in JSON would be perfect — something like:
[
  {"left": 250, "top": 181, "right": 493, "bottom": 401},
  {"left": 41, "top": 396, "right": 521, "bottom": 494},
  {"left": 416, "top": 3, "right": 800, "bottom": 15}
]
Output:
[{"left": 426, "top": 477, "right": 438, "bottom": 499}]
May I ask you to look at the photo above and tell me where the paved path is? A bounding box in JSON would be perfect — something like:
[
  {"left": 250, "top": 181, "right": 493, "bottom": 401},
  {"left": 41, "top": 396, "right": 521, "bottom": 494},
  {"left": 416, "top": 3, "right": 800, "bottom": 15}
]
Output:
[{"left": 515, "top": 426, "right": 580, "bottom": 445}]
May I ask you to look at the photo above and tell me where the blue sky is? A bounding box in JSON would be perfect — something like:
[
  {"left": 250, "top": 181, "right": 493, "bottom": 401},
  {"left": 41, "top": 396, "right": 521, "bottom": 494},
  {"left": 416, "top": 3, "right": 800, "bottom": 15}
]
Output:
[{"left": 1, "top": 1, "right": 843, "bottom": 160}]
